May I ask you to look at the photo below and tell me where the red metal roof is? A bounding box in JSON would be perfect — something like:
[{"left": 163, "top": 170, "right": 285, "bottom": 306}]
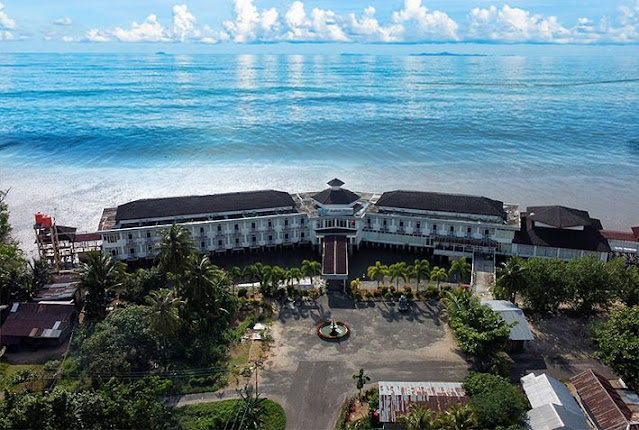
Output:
[
  {"left": 378, "top": 381, "right": 469, "bottom": 422},
  {"left": 601, "top": 230, "right": 639, "bottom": 242},
  {"left": 571, "top": 369, "right": 635, "bottom": 430},
  {"left": 73, "top": 232, "right": 101, "bottom": 242},
  {"left": 0, "top": 303, "right": 75, "bottom": 343}
]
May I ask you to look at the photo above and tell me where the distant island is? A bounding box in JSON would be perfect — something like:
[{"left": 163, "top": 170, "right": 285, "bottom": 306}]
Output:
[
  {"left": 155, "top": 51, "right": 167, "bottom": 55},
  {"left": 410, "top": 52, "right": 488, "bottom": 57}
]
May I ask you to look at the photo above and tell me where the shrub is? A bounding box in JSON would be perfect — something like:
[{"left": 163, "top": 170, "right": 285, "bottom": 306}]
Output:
[
  {"left": 389, "top": 286, "right": 396, "bottom": 293},
  {"left": 237, "top": 288, "right": 248, "bottom": 298},
  {"left": 365, "top": 291, "right": 373, "bottom": 299},
  {"left": 354, "top": 292, "right": 363, "bottom": 301},
  {"left": 403, "top": 291, "right": 414, "bottom": 299},
  {"left": 383, "top": 292, "right": 393, "bottom": 301},
  {"left": 373, "top": 289, "right": 382, "bottom": 298},
  {"left": 8, "top": 369, "right": 38, "bottom": 385},
  {"left": 379, "top": 286, "right": 388, "bottom": 295},
  {"left": 403, "top": 285, "right": 412, "bottom": 292},
  {"left": 463, "top": 372, "right": 527, "bottom": 428},
  {"left": 425, "top": 286, "right": 439, "bottom": 300},
  {"left": 43, "top": 360, "right": 61, "bottom": 373}
]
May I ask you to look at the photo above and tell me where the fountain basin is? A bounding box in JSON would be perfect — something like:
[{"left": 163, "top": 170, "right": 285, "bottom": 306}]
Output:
[{"left": 317, "top": 320, "right": 350, "bottom": 340}]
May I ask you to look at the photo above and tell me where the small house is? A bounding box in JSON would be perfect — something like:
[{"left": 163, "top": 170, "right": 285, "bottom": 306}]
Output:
[
  {"left": 482, "top": 300, "right": 534, "bottom": 352},
  {"left": 0, "top": 302, "right": 76, "bottom": 347}
]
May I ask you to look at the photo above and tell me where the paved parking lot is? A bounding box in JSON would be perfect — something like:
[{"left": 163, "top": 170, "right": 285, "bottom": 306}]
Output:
[{"left": 258, "top": 293, "right": 469, "bottom": 430}]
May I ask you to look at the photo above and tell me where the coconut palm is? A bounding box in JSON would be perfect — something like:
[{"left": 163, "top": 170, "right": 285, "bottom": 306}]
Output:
[
  {"left": 430, "top": 266, "right": 448, "bottom": 290},
  {"left": 367, "top": 261, "right": 389, "bottom": 288},
  {"left": 146, "top": 288, "right": 182, "bottom": 338},
  {"left": 301, "top": 259, "right": 321, "bottom": 284},
  {"left": 156, "top": 223, "right": 197, "bottom": 276},
  {"left": 182, "top": 255, "right": 218, "bottom": 308},
  {"left": 412, "top": 259, "right": 431, "bottom": 290},
  {"left": 435, "top": 403, "right": 476, "bottom": 429},
  {"left": 450, "top": 257, "right": 471, "bottom": 285},
  {"left": 288, "top": 267, "right": 303, "bottom": 286},
  {"left": 243, "top": 264, "right": 260, "bottom": 295},
  {"left": 77, "top": 251, "right": 125, "bottom": 322},
  {"left": 389, "top": 262, "right": 409, "bottom": 288},
  {"left": 441, "top": 288, "right": 477, "bottom": 321},
  {"left": 229, "top": 266, "right": 243, "bottom": 294},
  {"left": 396, "top": 404, "right": 436, "bottom": 430},
  {"left": 352, "top": 368, "right": 371, "bottom": 397},
  {"left": 495, "top": 257, "right": 526, "bottom": 302}
]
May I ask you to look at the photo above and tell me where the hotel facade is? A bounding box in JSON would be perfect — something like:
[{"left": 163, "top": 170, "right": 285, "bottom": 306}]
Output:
[{"left": 97, "top": 179, "right": 617, "bottom": 285}]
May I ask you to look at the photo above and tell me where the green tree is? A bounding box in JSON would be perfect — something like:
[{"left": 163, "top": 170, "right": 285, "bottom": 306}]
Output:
[
  {"left": 389, "top": 262, "right": 409, "bottom": 288},
  {"left": 494, "top": 257, "right": 526, "bottom": 303},
  {"left": 518, "top": 258, "right": 568, "bottom": 312},
  {"left": 156, "top": 223, "right": 197, "bottom": 276},
  {"left": 352, "top": 368, "right": 371, "bottom": 397},
  {"left": 288, "top": 267, "right": 303, "bottom": 285},
  {"left": 450, "top": 257, "right": 471, "bottom": 285},
  {"left": 396, "top": 404, "right": 436, "bottom": 430},
  {"left": 565, "top": 256, "right": 611, "bottom": 314},
  {"left": 463, "top": 372, "right": 527, "bottom": 428},
  {"left": 0, "top": 189, "right": 12, "bottom": 243},
  {"left": 183, "top": 255, "right": 219, "bottom": 310},
  {"left": 77, "top": 251, "right": 125, "bottom": 322},
  {"left": 606, "top": 258, "right": 639, "bottom": 307},
  {"left": 301, "top": 259, "right": 321, "bottom": 284},
  {"left": 412, "top": 259, "right": 431, "bottom": 290},
  {"left": 435, "top": 403, "right": 476, "bottom": 429},
  {"left": 229, "top": 266, "right": 243, "bottom": 294},
  {"left": 430, "top": 266, "right": 448, "bottom": 290},
  {"left": 591, "top": 306, "right": 639, "bottom": 391},
  {"left": 367, "top": 261, "right": 388, "bottom": 288},
  {"left": 146, "top": 288, "right": 183, "bottom": 352}
]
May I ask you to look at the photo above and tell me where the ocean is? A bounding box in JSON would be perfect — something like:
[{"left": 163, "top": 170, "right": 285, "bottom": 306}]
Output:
[{"left": 1, "top": 53, "right": 638, "bottom": 253}]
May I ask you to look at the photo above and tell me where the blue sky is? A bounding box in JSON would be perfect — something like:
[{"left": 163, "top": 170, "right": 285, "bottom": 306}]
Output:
[{"left": 1, "top": 0, "right": 639, "bottom": 51}]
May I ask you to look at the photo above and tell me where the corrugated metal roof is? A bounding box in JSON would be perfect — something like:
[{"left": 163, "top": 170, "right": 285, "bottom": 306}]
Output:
[
  {"left": 378, "top": 381, "right": 468, "bottom": 423},
  {"left": 526, "top": 403, "right": 591, "bottom": 430},
  {"left": 521, "top": 373, "right": 590, "bottom": 430},
  {"left": 0, "top": 303, "right": 75, "bottom": 343},
  {"left": 34, "top": 282, "right": 78, "bottom": 302},
  {"left": 572, "top": 369, "right": 635, "bottom": 430},
  {"left": 482, "top": 300, "right": 534, "bottom": 341}
]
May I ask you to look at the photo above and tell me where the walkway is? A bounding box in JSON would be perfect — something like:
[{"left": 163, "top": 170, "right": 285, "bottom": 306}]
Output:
[{"left": 472, "top": 253, "right": 495, "bottom": 299}]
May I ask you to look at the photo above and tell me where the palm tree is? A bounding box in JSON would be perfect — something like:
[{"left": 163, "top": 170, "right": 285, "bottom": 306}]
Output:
[
  {"left": 156, "top": 223, "right": 197, "bottom": 276},
  {"left": 412, "top": 259, "right": 431, "bottom": 290},
  {"left": 495, "top": 257, "right": 526, "bottom": 302},
  {"left": 441, "top": 288, "right": 477, "bottom": 322},
  {"left": 146, "top": 288, "right": 182, "bottom": 337},
  {"left": 367, "top": 261, "right": 388, "bottom": 288},
  {"left": 288, "top": 267, "right": 303, "bottom": 286},
  {"left": 352, "top": 368, "right": 371, "bottom": 397},
  {"left": 77, "top": 251, "right": 125, "bottom": 322},
  {"left": 389, "top": 262, "right": 409, "bottom": 288},
  {"left": 182, "top": 255, "right": 218, "bottom": 307},
  {"left": 430, "top": 266, "right": 448, "bottom": 290},
  {"left": 396, "top": 404, "right": 436, "bottom": 430},
  {"left": 450, "top": 257, "right": 471, "bottom": 285},
  {"left": 243, "top": 264, "right": 260, "bottom": 295},
  {"left": 229, "top": 266, "right": 243, "bottom": 294},
  {"left": 269, "top": 266, "right": 286, "bottom": 295},
  {"left": 29, "top": 259, "right": 52, "bottom": 291},
  {"left": 301, "top": 259, "right": 321, "bottom": 284},
  {"left": 435, "top": 403, "right": 476, "bottom": 429}
]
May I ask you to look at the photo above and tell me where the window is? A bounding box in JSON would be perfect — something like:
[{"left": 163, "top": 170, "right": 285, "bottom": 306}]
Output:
[
  {"left": 383, "top": 220, "right": 387, "bottom": 226},
  {"left": 146, "top": 231, "right": 151, "bottom": 238},
  {"left": 284, "top": 219, "right": 289, "bottom": 226},
  {"left": 367, "top": 218, "right": 371, "bottom": 224},
  {"left": 301, "top": 232, "right": 305, "bottom": 238},
  {"left": 300, "top": 218, "right": 305, "bottom": 225},
  {"left": 201, "top": 241, "right": 205, "bottom": 248},
  {"left": 269, "top": 235, "right": 273, "bottom": 241},
  {"left": 217, "top": 225, "right": 222, "bottom": 232},
  {"left": 268, "top": 221, "right": 272, "bottom": 228},
  {"left": 252, "top": 236, "right": 256, "bottom": 243},
  {"left": 467, "top": 227, "right": 472, "bottom": 234},
  {"left": 129, "top": 248, "right": 135, "bottom": 255},
  {"left": 128, "top": 233, "right": 133, "bottom": 240},
  {"left": 450, "top": 226, "right": 455, "bottom": 233},
  {"left": 235, "top": 238, "right": 239, "bottom": 245},
  {"left": 218, "top": 240, "right": 223, "bottom": 246},
  {"left": 147, "top": 245, "right": 153, "bottom": 253},
  {"left": 416, "top": 222, "right": 420, "bottom": 229},
  {"left": 251, "top": 222, "right": 256, "bottom": 229},
  {"left": 107, "top": 234, "right": 119, "bottom": 243},
  {"left": 111, "top": 249, "right": 118, "bottom": 257},
  {"left": 235, "top": 224, "right": 239, "bottom": 231},
  {"left": 484, "top": 229, "right": 490, "bottom": 236},
  {"left": 432, "top": 224, "right": 437, "bottom": 231},
  {"left": 285, "top": 233, "right": 289, "bottom": 239},
  {"left": 200, "top": 227, "right": 204, "bottom": 233},
  {"left": 399, "top": 221, "right": 404, "bottom": 227}
]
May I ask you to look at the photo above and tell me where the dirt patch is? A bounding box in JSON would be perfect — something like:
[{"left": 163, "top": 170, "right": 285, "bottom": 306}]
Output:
[
  {"left": 2, "top": 340, "right": 69, "bottom": 365},
  {"left": 527, "top": 313, "right": 600, "bottom": 360}
]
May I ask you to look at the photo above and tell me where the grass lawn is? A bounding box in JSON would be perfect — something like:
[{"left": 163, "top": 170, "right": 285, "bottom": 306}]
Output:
[{"left": 175, "top": 398, "right": 285, "bottom": 430}]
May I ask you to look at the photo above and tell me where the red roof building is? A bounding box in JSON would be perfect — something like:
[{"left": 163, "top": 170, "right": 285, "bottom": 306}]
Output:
[{"left": 0, "top": 303, "right": 76, "bottom": 346}]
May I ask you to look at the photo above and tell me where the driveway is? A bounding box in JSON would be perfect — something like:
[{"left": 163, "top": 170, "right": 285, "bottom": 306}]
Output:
[{"left": 258, "top": 293, "right": 468, "bottom": 430}]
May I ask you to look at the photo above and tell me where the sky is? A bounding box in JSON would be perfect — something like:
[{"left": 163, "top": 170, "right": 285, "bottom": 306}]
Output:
[{"left": 1, "top": 0, "right": 639, "bottom": 52}]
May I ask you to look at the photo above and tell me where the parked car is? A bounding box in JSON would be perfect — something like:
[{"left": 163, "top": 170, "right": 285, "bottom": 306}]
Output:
[{"left": 398, "top": 295, "right": 409, "bottom": 312}]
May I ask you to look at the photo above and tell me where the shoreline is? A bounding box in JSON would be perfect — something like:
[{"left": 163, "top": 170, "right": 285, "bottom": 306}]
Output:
[{"left": 3, "top": 163, "right": 639, "bottom": 257}]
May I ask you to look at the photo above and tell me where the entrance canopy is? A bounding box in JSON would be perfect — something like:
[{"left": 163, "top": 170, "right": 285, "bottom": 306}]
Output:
[{"left": 322, "top": 236, "right": 348, "bottom": 279}]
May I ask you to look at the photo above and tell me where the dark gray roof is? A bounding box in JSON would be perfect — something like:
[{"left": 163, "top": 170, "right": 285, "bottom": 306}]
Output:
[
  {"left": 376, "top": 190, "right": 504, "bottom": 218},
  {"left": 116, "top": 190, "right": 295, "bottom": 222},
  {"left": 527, "top": 206, "right": 596, "bottom": 229},
  {"left": 327, "top": 178, "right": 345, "bottom": 187},
  {"left": 312, "top": 188, "right": 360, "bottom": 206},
  {"left": 514, "top": 216, "right": 610, "bottom": 253}
]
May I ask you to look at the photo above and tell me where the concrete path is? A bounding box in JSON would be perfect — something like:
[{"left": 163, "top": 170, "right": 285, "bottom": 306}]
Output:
[{"left": 472, "top": 255, "right": 495, "bottom": 299}]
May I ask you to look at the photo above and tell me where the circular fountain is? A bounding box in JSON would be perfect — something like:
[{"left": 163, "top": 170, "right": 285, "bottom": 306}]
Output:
[{"left": 317, "top": 319, "right": 350, "bottom": 340}]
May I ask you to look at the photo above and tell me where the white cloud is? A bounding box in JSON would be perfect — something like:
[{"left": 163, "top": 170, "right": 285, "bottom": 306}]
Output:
[
  {"left": 467, "top": 5, "right": 570, "bottom": 42},
  {"left": 223, "top": 0, "right": 280, "bottom": 43},
  {"left": 112, "top": 14, "right": 170, "bottom": 42},
  {"left": 282, "top": 1, "right": 349, "bottom": 41},
  {"left": 172, "top": 4, "right": 199, "bottom": 42},
  {"left": 0, "top": 30, "right": 13, "bottom": 40},
  {"left": 62, "top": 35, "right": 74, "bottom": 42},
  {"left": 391, "top": 0, "right": 459, "bottom": 41},
  {"left": 53, "top": 17, "right": 72, "bottom": 26},
  {"left": 0, "top": 2, "right": 16, "bottom": 31},
  {"left": 85, "top": 29, "right": 110, "bottom": 42},
  {"left": 345, "top": 7, "right": 401, "bottom": 42}
]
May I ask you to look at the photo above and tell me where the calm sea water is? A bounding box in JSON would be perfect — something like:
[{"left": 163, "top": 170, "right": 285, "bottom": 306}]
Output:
[{"left": 1, "top": 53, "right": 638, "bottom": 252}]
